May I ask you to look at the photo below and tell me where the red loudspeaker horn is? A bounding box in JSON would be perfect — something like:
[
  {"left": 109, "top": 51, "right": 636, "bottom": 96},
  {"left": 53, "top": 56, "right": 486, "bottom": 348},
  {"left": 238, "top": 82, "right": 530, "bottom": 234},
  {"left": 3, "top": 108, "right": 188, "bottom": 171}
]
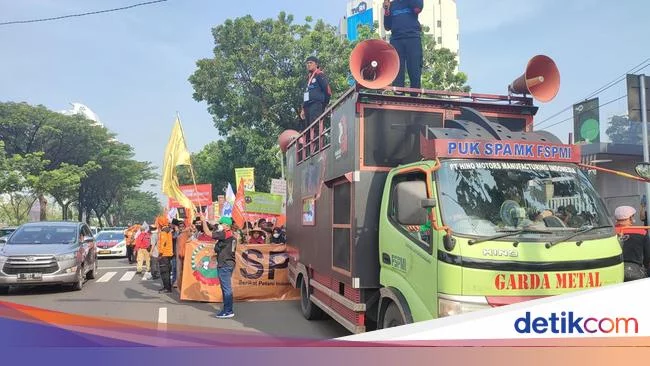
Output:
[
  {"left": 278, "top": 129, "right": 300, "bottom": 153},
  {"left": 508, "top": 55, "right": 560, "bottom": 103},
  {"left": 349, "top": 39, "right": 400, "bottom": 89}
]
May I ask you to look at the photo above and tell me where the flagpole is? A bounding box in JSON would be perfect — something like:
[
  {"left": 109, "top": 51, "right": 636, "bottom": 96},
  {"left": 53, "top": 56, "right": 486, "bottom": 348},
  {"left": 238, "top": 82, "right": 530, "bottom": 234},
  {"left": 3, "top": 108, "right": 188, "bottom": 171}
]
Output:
[{"left": 175, "top": 112, "right": 202, "bottom": 220}]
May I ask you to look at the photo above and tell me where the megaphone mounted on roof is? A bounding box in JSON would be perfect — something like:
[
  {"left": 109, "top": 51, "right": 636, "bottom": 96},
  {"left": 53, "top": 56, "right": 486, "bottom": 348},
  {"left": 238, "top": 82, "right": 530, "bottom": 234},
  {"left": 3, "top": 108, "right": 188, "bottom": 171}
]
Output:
[
  {"left": 508, "top": 55, "right": 561, "bottom": 103},
  {"left": 349, "top": 39, "right": 400, "bottom": 89}
]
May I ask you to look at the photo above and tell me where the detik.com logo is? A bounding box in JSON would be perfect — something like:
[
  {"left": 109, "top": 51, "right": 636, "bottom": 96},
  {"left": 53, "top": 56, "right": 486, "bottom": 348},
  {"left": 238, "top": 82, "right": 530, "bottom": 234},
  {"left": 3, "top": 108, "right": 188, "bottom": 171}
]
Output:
[{"left": 514, "top": 312, "right": 639, "bottom": 334}]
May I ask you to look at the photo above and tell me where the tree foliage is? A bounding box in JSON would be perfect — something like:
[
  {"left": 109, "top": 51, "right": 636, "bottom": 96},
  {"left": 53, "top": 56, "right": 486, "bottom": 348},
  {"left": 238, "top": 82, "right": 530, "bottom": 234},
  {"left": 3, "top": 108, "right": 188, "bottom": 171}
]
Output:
[
  {"left": 605, "top": 115, "right": 643, "bottom": 145},
  {"left": 0, "top": 101, "right": 154, "bottom": 225}
]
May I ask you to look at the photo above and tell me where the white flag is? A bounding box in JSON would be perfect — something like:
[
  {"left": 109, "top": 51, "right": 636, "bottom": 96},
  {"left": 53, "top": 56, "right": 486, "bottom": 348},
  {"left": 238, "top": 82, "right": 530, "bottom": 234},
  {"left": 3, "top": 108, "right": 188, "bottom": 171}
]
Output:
[{"left": 225, "top": 183, "right": 236, "bottom": 204}]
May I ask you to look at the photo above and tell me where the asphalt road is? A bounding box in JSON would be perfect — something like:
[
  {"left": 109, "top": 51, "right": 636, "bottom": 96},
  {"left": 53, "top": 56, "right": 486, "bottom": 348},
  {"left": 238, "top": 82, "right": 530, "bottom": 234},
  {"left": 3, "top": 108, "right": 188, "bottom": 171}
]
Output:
[{"left": 0, "top": 256, "right": 349, "bottom": 340}]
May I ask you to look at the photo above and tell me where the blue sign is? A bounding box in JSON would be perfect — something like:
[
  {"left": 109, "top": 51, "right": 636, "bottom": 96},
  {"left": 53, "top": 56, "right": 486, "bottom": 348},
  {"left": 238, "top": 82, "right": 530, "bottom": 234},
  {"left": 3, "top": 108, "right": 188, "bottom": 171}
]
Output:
[{"left": 347, "top": 4, "right": 373, "bottom": 41}]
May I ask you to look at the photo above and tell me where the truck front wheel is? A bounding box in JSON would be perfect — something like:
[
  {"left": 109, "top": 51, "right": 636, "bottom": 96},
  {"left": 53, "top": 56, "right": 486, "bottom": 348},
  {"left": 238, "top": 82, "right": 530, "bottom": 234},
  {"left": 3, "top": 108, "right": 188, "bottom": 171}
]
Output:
[
  {"left": 300, "top": 277, "right": 324, "bottom": 320},
  {"left": 382, "top": 302, "right": 405, "bottom": 329}
]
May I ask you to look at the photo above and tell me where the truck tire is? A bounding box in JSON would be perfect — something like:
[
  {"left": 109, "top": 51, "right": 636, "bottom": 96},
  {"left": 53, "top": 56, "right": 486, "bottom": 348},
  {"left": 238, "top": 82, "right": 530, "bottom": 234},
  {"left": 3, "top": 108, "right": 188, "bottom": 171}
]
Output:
[
  {"left": 382, "top": 302, "right": 405, "bottom": 329},
  {"left": 300, "top": 277, "right": 324, "bottom": 320}
]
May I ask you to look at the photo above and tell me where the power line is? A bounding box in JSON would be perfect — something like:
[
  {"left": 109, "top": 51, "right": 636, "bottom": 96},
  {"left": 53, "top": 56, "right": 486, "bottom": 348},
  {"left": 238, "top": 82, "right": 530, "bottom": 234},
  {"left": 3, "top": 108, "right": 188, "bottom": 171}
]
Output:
[
  {"left": 0, "top": 0, "right": 168, "bottom": 26},
  {"left": 535, "top": 58, "right": 650, "bottom": 128},
  {"left": 539, "top": 94, "right": 628, "bottom": 131}
]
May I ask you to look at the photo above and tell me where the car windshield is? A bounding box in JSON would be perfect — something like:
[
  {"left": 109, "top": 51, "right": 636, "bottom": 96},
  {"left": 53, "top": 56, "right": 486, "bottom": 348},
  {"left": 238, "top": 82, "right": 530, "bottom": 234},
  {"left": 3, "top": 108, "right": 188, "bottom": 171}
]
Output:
[
  {"left": 435, "top": 160, "right": 612, "bottom": 239},
  {"left": 7, "top": 226, "right": 78, "bottom": 244},
  {"left": 0, "top": 228, "right": 15, "bottom": 237},
  {"left": 96, "top": 232, "right": 122, "bottom": 241}
]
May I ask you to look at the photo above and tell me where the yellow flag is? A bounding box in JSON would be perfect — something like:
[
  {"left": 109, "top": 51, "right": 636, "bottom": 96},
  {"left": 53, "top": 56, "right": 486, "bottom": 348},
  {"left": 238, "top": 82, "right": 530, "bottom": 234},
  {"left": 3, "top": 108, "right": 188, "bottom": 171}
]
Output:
[{"left": 162, "top": 118, "right": 195, "bottom": 219}]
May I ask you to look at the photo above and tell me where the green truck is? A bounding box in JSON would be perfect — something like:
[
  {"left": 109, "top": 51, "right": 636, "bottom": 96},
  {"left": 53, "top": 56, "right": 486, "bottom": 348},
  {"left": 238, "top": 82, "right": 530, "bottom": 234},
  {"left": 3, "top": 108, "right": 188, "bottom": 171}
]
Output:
[{"left": 280, "top": 41, "right": 624, "bottom": 333}]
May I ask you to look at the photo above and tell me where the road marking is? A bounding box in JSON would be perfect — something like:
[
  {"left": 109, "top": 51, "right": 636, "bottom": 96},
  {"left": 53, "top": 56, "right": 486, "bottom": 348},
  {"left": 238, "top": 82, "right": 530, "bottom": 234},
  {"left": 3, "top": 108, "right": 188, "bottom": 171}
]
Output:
[
  {"left": 157, "top": 307, "right": 168, "bottom": 331},
  {"left": 119, "top": 271, "right": 136, "bottom": 282},
  {"left": 99, "top": 266, "right": 136, "bottom": 270},
  {"left": 96, "top": 272, "right": 117, "bottom": 283}
]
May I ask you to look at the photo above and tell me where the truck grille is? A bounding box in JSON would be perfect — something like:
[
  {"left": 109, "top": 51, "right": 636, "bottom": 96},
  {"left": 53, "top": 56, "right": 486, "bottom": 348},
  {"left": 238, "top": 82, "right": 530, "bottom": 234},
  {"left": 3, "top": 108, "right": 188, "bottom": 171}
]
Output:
[{"left": 2, "top": 256, "right": 59, "bottom": 275}]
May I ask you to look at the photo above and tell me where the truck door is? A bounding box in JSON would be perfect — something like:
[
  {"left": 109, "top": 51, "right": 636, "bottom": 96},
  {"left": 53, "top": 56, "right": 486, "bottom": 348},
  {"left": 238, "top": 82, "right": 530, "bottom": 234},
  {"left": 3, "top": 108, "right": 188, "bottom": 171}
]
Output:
[{"left": 380, "top": 168, "right": 438, "bottom": 323}]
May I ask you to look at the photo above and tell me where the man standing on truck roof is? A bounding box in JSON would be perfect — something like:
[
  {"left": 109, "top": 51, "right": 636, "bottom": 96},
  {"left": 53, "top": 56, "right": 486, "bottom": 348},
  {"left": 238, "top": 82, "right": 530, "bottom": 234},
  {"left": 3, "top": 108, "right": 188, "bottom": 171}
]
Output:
[
  {"left": 299, "top": 56, "right": 332, "bottom": 132},
  {"left": 383, "top": 0, "right": 424, "bottom": 92}
]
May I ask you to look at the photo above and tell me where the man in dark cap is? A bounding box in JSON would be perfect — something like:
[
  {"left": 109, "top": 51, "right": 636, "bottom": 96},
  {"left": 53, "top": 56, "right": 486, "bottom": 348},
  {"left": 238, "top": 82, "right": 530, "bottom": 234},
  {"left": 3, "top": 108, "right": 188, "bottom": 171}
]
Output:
[{"left": 300, "top": 56, "right": 332, "bottom": 133}]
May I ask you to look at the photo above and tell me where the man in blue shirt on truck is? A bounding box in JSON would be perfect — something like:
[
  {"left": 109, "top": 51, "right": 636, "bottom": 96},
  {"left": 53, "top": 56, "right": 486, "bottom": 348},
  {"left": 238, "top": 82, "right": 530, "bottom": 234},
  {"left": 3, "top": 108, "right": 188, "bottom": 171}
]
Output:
[{"left": 383, "top": 0, "right": 424, "bottom": 91}]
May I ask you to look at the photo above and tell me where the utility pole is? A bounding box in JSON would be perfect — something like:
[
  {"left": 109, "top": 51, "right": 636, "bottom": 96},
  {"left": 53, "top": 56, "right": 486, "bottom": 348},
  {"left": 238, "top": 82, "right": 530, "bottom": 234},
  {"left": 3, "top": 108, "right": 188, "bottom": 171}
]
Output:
[{"left": 640, "top": 74, "right": 650, "bottom": 220}]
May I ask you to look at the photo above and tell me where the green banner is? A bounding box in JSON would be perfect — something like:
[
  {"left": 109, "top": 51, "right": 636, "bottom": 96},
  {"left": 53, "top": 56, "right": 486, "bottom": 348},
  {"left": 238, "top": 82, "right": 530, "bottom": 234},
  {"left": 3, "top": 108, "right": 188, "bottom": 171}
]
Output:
[{"left": 244, "top": 191, "right": 284, "bottom": 215}]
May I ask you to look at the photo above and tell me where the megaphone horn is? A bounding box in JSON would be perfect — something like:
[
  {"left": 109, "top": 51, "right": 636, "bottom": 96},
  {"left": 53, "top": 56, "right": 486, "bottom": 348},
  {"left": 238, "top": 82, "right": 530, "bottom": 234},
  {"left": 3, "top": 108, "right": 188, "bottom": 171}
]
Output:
[
  {"left": 349, "top": 39, "right": 400, "bottom": 89},
  {"left": 508, "top": 55, "right": 560, "bottom": 103}
]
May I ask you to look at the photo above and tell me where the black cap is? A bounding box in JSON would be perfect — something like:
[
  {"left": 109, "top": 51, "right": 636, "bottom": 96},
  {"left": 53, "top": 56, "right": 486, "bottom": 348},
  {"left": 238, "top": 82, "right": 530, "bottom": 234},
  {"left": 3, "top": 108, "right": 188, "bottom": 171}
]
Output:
[{"left": 306, "top": 56, "right": 319, "bottom": 65}]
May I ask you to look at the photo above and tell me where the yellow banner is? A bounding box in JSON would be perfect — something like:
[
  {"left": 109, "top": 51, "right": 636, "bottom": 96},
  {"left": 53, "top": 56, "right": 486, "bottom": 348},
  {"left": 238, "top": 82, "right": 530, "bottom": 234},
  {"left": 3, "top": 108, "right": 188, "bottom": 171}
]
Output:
[
  {"left": 180, "top": 240, "right": 299, "bottom": 302},
  {"left": 235, "top": 167, "right": 255, "bottom": 192}
]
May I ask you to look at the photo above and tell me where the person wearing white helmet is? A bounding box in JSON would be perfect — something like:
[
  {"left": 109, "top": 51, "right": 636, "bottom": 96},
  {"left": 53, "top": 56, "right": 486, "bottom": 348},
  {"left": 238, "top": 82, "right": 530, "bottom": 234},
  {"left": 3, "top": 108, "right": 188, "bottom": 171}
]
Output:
[{"left": 614, "top": 205, "right": 650, "bottom": 281}]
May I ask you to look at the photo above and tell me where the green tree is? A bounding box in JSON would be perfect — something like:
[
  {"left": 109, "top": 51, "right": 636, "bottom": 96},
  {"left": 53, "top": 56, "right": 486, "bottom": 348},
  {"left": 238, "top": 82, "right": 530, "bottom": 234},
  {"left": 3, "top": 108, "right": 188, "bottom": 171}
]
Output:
[
  {"left": 78, "top": 142, "right": 155, "bottom": 226},
  {"left": 606, "top": 115, "right": 643, "bottom": 145},
  {"left": 190, "top": 13, "right": 352, "bottom": 136}
]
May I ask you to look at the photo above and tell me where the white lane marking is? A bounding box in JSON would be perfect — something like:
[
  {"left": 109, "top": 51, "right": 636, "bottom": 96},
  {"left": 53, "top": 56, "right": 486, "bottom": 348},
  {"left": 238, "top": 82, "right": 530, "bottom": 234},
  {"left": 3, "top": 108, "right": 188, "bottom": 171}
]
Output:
[
  {"left": 96, "top": 271, "right": 117, "bottom": 283},
  {"left": 119, "top": 271, "right": 136, "bottom": 282},
  {"left": 99, "top": 266, "right": 136, "bottom": 270},
  {"left": 157, "top": 307, "right": 168, "bottom": 331}
]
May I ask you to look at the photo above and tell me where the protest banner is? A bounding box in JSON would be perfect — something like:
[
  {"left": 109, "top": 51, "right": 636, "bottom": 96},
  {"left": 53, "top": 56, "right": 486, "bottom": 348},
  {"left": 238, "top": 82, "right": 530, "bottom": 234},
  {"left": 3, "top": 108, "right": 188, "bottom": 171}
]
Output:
[
  {"left": 180, "top": 240, "right": 299, "bottom": 302},
  {"left": 235, "top": 168, "right": 255, "bottom": 192}
]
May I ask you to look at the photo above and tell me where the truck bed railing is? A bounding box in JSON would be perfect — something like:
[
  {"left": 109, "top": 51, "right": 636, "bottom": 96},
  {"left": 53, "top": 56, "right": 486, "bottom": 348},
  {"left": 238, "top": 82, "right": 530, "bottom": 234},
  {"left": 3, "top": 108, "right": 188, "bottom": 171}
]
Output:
[
  {"left": 293, "top": 85, "right": 534, "bottom": 165},
  {"left": 296, "top": 88, "right": 356, "bottom": 165}
]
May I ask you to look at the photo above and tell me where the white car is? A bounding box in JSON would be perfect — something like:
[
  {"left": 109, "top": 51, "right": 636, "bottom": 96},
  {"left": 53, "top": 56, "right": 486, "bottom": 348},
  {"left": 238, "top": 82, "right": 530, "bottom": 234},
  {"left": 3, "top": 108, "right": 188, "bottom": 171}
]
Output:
[{"left": 94, "top": 230, "right": 127, "bottom": 258}]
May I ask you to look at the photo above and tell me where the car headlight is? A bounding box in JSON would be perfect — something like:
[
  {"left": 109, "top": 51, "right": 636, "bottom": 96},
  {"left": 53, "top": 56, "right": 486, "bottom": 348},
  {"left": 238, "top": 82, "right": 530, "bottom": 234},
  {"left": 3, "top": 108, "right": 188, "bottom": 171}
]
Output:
[
  {"left": 115, "top": 241, "right": 126, "bottom": 248},
  {"left": 438, "top": 296, "right": 492, "bottom": 318},
  {"left": 56, "top": 253, "right": 76, "bottom": 261}
]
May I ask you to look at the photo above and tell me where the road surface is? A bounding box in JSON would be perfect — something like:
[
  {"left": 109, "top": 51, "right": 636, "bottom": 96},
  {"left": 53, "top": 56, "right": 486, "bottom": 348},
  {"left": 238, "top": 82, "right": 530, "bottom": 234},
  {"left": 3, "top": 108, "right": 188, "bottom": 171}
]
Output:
[{"left": 0, "top": 256, "right": 349, "bottom": 339}]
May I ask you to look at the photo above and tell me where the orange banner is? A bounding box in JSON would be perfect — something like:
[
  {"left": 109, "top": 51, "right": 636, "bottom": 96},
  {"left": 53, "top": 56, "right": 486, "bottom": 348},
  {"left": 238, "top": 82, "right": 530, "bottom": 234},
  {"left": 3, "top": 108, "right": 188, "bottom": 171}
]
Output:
[{"left": 180, "top": 240, "right": 299, "bottom": 302}]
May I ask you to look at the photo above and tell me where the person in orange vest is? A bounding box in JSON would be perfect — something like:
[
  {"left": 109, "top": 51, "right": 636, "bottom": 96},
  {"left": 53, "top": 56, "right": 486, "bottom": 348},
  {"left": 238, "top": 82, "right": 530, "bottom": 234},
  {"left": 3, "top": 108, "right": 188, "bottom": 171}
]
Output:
[
  {"left": 156, "top": 215, "right": 174, "bottom": 293},
  {"left": 614, "top": 206, "right": 650, "bottom": 281},
  {"left": 124, "top": 224, "right": 141, "bottom": 264}
]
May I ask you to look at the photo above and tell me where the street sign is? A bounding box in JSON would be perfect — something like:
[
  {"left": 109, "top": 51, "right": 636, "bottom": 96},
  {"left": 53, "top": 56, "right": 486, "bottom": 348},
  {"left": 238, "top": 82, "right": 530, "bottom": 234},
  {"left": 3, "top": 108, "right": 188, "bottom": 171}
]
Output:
[
  {"left": 627, "top": 74, "right": 650, "bottom": 122},
  {"left": 573, "top": 98, "right": 600, "bottom": 143}
]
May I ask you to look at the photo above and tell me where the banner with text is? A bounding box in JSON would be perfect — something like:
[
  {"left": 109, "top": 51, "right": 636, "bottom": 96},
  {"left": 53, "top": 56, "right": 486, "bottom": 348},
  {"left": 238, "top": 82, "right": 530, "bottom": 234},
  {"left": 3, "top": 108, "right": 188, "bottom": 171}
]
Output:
[
  {"left": 244, "top": 191, "right": 284, "bottom": 215},
  {"left": 235, "top": 168, "right": 255, "bottom": 192},
  {"left": 180, "top": 241, "right": 299, "bottom": 303}
]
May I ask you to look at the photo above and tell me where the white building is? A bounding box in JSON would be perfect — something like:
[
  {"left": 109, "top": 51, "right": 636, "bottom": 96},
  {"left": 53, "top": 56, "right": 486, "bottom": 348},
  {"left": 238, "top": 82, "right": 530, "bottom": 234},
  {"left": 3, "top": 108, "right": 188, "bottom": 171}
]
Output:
[{"left": 341, "top": 0, "right": 460, "bottom": 63}]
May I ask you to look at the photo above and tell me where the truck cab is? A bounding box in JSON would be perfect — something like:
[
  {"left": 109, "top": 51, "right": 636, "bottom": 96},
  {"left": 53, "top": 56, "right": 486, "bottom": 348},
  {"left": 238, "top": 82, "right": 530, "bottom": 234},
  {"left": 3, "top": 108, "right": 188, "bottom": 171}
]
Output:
[{"left": 378, "top": 117, "right": 622, "bottom": 327}]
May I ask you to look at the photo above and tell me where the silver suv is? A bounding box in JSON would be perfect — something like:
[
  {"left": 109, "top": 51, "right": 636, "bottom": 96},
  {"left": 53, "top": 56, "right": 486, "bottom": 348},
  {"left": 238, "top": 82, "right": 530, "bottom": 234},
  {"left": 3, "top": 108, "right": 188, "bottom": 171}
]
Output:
[{"left": 0, "top": 221, "right": 98, "bottom": 294}]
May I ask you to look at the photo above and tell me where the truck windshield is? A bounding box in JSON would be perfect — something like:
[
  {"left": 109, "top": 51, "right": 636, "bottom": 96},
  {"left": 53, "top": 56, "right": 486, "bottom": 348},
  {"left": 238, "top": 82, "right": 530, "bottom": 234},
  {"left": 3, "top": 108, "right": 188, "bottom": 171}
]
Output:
[{"left": 435, "top": 160, "right": 611, "bottom": 239}]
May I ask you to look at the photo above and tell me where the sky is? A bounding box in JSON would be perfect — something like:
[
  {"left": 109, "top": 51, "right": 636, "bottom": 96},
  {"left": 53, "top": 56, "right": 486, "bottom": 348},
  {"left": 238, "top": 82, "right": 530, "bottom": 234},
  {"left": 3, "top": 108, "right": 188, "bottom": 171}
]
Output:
[{"left": 1, "top": 0, "right": 649, "bottom": 202}]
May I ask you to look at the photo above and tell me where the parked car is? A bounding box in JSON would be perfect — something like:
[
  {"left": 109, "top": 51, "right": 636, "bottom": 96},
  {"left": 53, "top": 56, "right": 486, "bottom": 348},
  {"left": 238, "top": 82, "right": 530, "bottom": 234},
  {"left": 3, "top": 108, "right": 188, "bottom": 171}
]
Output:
[
  {"left": 0, "top": 221, "right": 98, "bottom": 294},
  {"left": 95, "top": 230, "right": 127, "bottom": 258}
]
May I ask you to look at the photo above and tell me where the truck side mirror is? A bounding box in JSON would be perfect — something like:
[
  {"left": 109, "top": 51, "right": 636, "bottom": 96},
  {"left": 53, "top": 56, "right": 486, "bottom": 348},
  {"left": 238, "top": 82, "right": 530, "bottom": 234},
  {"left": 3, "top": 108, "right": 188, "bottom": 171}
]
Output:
[
  {"left": 396, "top": 181, "right": 428, "bottom": 226},
  {"left": 635, "top": 163, "right": 650, "bottom": 180}
]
